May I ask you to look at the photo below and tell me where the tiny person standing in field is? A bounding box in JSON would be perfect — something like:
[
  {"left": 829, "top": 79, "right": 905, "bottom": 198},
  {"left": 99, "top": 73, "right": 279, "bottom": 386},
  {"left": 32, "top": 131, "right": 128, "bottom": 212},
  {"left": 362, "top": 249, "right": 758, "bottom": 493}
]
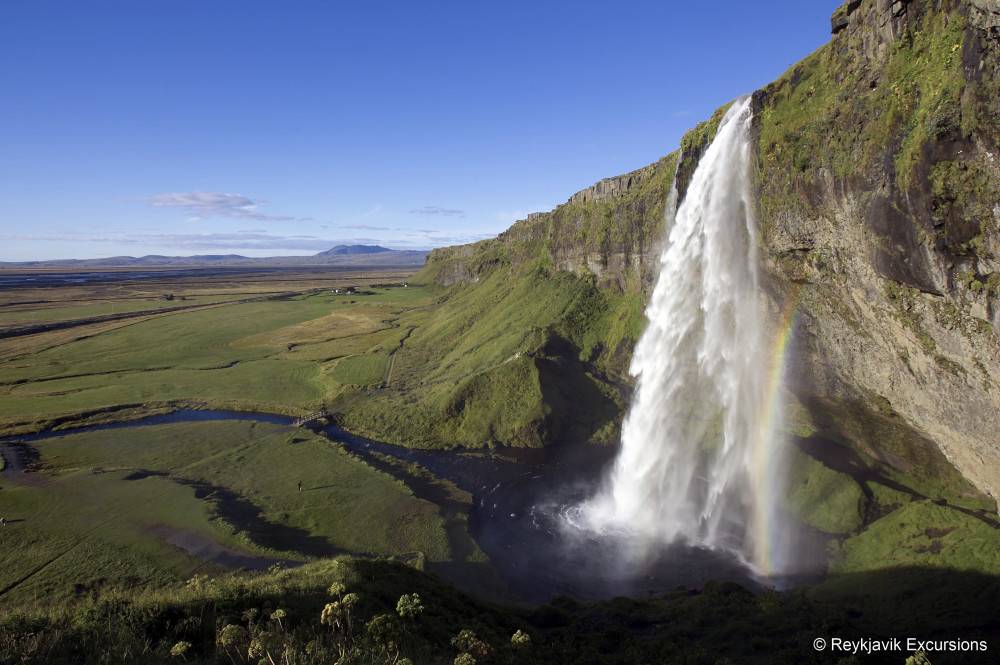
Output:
[{"left": 298, "top": 481, "right": 302, "bottom": 492}]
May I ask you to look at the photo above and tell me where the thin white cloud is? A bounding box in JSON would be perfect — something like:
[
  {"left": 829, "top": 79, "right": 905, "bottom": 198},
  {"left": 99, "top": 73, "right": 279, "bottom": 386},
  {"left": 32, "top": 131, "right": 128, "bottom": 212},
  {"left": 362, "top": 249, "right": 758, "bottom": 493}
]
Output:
[
  {"left": 410, "top": 205, "right": 465, "bottom": 217},
  {"left": 671, "top": 110, "right": 693, "bottom": 117},
  {"left": 392, "top": 228, "right": 497, "bottom": 247},
  {"left": 136, "top": 191, "right": 294, "bottom": 221},
  {"left": 341, "top": 224, "right": 391, "bottom": 230}
]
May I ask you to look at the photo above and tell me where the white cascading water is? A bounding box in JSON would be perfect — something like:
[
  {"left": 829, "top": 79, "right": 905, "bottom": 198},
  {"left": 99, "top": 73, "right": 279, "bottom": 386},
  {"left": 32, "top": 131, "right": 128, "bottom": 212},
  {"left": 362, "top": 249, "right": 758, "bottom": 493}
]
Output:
[{"left": 580, "top": 96, "right": 783, "bottom": 573}]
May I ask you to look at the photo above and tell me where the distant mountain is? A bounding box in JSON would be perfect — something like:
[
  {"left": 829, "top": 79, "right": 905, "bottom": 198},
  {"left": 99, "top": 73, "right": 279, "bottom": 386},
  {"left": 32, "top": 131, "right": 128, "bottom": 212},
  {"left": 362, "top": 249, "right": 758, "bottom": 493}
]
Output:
[
  {"left": 315, "top": 244, "right": 391, "bottom": 256},
  {"left": 0, "top": 246, "right": 428, "bottom": 269}
]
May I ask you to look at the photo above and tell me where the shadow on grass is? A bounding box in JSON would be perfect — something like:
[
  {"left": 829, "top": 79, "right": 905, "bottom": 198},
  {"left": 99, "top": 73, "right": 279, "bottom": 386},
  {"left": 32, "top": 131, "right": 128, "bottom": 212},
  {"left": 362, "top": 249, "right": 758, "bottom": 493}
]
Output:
[
  {"left": 169, "top": 476, "right": 341, "bottom": 558},
  {"left": 795, "top": 435, "right": 1000, "bottom": 529},
  {"left": 813, "top": 566, "right": 1000, "bottom": 658},
  {"left": 344, "top": 449, "right": 512, "bottom": 600},
  {"left": 535, "top": 332, "right": 621, "bottom": 444},
  {"left": 0, "top": 442, "right": 40, "bottom": 476}
]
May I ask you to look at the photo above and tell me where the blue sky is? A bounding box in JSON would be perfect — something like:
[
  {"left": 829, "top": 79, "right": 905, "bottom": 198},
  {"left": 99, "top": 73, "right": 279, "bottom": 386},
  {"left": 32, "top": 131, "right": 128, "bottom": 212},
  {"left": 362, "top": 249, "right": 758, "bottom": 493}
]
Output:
[{"left": 0, "top": 1, "right": 833, "bottom": 261}]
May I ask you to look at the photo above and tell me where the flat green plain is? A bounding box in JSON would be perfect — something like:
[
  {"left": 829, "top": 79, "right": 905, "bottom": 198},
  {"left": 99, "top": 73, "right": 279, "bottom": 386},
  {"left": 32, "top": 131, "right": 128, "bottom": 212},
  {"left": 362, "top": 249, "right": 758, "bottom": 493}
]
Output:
[
  {"left": 0, "top": 288, "right": 428, "bottom": 427},
  {"left": 0, "top": 278, "right": 497, "bottom": 608}
]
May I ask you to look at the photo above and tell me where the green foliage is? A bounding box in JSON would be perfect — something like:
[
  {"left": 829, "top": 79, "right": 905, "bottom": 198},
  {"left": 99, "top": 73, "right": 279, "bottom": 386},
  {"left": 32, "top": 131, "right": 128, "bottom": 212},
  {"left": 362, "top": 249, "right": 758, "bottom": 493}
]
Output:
[
  {"left": 0, "top": 553, "right": 994, "bottom": 664},
  {"left": 883, "top": 281, "right": 936, "bottom": 352},
  {"left": 816, "top": 502, "right": 1000, "bottom": 635},
  {"left": 396, "top": 593, "right": 424, "bottom": 619},
  {"left": 329, "top": 354, "right": 390, "bottom": 386},
  {"left": 169, "top": 640, "right": 191, "bottom": 659},
  {"left": 829, "top": 500, "right": 1000, "bottom": 575},
  {"left": 784, "top": 447, "right": 866, "bottom": 534},
  {"left": 930, "top": 159, "right": 995, "bottom": 233}
]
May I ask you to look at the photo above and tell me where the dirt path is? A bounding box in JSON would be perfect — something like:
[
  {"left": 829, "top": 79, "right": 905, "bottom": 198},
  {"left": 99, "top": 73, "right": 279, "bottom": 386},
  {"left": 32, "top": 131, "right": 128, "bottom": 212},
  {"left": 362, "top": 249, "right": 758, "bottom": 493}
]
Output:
[
  {"left": 154, "top": 527, "right": 305, "bottom": 571},
  {"left": 294, "top": 325, "right": 411, "bottom": 426}
]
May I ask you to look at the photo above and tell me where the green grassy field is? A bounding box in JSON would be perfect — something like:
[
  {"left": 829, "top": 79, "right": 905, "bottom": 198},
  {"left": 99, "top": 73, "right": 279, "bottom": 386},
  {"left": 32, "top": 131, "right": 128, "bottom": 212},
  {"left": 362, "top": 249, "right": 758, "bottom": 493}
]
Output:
[
  {"left": 0, "top": 287, "right": 431, "bottom": 431},
  {"left": 0, "top": 418, "right": 492, "bottom": 609},
  {"left": 0, "top": 293, "right": 263, "bottom": 326}
]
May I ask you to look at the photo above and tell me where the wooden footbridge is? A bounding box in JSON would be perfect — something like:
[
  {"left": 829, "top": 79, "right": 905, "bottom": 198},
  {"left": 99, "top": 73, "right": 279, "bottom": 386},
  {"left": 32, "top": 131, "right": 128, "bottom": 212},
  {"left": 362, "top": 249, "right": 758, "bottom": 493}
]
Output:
[{"left": 291, "top": 389, "right": 385, "bottom": 427}]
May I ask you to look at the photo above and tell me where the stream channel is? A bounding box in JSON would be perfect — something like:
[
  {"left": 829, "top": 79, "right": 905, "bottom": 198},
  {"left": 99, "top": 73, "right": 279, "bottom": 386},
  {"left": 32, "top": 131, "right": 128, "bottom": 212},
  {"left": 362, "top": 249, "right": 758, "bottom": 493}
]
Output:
[{"left": 2, "top": 410, "right": 781, "bottom": 604}]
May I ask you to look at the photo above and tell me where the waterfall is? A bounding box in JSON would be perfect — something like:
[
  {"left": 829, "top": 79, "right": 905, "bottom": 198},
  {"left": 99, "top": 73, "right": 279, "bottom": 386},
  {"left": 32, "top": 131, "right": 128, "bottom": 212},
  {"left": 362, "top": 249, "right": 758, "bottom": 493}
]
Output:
[{"left": 580, "top": 96, "right": 785, "bottom": 574}]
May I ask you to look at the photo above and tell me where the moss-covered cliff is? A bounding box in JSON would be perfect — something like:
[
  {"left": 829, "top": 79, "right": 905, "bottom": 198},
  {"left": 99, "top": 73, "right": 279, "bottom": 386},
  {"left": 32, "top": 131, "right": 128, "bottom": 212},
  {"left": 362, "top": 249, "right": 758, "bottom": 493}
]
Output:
[{"left": 752, "top": 0, "right": 1000, "bottom": 500}]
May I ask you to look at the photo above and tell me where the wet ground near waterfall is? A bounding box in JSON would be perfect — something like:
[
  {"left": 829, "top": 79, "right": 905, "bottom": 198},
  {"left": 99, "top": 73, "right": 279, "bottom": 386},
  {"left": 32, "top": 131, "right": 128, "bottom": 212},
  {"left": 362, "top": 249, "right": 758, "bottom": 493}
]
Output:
[
  {"left": 317, "top": 425, "right": 769, "bottom": 602},
  {"left": 0, "top": 411, "right": 825, "bottom": 604}
]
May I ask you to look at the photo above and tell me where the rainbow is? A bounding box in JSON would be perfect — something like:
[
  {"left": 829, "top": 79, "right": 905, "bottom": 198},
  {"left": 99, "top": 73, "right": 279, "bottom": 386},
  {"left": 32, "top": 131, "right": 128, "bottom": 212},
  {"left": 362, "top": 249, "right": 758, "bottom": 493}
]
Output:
[{"left": 750, "top": 296, "right": 802, "bottom": 576}]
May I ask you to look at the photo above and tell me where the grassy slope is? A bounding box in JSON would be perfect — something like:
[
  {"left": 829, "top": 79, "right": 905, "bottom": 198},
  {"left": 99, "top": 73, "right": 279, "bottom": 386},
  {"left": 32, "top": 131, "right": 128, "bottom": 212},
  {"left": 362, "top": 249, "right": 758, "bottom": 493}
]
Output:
[
  {"left": 757, "top": 7, "right": 999, "bottom": 223},
  {"left": 339, "top": 264, "right": 641, "bottom": 448},
  {"left": 334, "top": 95, "right": 775, "bottom": 452}
]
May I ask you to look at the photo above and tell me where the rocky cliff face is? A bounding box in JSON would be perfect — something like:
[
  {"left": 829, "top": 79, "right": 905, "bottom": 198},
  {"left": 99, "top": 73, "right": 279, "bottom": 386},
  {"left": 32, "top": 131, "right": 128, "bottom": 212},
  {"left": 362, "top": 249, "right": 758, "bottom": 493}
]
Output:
[{"left": 752, "top": 0, "right": 1000, "bottom": 499}]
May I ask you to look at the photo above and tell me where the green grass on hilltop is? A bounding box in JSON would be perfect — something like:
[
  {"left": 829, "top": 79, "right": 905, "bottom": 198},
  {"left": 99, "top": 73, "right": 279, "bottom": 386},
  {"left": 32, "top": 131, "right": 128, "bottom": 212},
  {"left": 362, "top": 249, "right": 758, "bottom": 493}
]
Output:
[
  {"left": 756, "top": 6, "right": 999, "bottom": 258},
  {"left": 829, "top": 500, "right": 1000, "bottom": 577}
]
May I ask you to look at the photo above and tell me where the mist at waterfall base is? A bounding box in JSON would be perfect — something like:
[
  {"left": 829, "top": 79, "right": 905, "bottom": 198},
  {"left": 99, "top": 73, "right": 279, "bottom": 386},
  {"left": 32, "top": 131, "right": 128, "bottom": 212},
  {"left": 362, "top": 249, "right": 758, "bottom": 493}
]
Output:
[{"left": 476, "top": 97, "right": 826, "bottom": 601}]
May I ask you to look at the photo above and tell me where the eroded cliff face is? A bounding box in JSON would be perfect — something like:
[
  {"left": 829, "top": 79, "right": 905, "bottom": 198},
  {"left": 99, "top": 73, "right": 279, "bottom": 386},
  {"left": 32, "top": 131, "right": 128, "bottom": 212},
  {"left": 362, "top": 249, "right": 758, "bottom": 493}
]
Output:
[
  {"left": 754, "top": 0, "right": 1000, "bottom": 499},
  {"left": 428, "top": 155, "right": 676, "bottom": 293}
]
